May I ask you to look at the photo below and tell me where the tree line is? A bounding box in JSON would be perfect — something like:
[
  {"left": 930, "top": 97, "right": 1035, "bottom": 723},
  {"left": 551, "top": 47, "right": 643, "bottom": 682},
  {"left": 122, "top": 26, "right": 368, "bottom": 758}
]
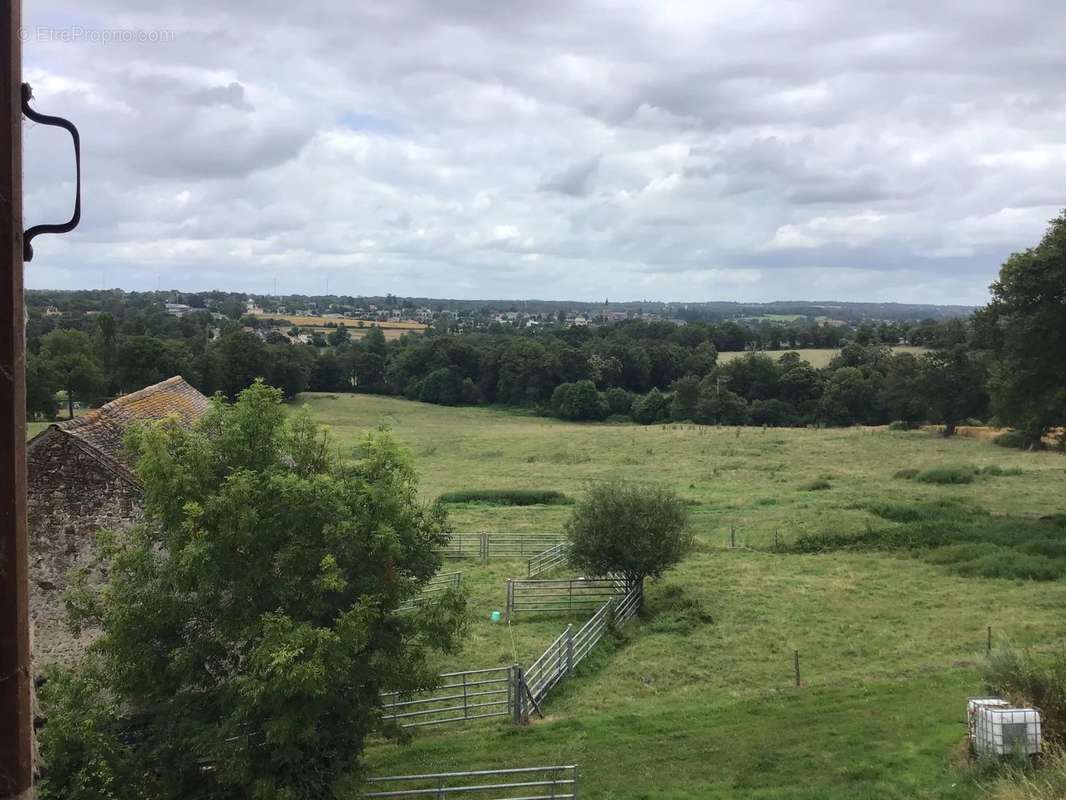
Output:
[{"left": 25, "top": 211, "right": 1066, "bottom": 447}]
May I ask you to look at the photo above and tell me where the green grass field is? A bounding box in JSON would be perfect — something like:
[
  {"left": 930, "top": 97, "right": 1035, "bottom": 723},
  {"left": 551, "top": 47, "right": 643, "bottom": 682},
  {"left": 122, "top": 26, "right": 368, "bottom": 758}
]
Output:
[{"left": 296, "top": 393, "right": 1066, "bottom": 799}]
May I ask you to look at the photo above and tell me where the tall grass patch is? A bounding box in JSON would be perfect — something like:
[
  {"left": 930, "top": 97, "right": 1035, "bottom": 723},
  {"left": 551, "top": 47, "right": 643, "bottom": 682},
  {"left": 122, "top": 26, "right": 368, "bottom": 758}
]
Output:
[
  {"left": 437, "top": 488, "right": 574, "bottom": 506},
  {"left": 790, "top": 507, "right": 1066, "bottom": 581}
]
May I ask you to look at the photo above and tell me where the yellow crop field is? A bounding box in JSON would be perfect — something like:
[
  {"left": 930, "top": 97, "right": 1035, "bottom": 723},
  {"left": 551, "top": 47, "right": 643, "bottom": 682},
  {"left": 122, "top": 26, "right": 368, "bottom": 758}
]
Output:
[
  {"left": 251, "top": 314, "right": 427, "bottom": 336},
  {"left": 719, "top": 345, "right": 929, "bottom": 369}
]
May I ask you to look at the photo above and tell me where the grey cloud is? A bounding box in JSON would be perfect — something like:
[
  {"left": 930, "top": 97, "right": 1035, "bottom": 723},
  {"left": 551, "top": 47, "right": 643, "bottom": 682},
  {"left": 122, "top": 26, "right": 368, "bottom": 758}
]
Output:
[
  {"left": 17, "top": 0, "right": 1066, "bottom": 303},
  {"left": 538, "top": 156, "right": 600, "bottom": 197},
  {"left": 186, "top": 82, "right": 254, "bottom": 111}
]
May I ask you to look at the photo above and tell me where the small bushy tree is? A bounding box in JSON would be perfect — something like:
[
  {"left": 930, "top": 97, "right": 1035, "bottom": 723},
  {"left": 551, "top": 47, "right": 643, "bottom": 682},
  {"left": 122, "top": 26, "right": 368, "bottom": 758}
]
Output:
[
  {"left": 551, "top": 380, "right": 609, "bottom": 421},
  {"left": 565, "top": 481, "right": 693, "bottom": 586},
  {"left": 631, "top": 387, "right": 670, "bottom": 424}
]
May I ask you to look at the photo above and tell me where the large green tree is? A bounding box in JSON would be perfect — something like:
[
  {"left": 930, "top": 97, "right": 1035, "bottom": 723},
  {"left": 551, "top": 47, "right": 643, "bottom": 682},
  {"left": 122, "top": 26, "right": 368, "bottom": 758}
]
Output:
[
  {"left": 26, "top": 352, "right": 59, "bottom": 420},
  {"left": 985, "top": 211, "right": 1066, "bottom": 446},
  {"left": 48, "top": 381, "right": 466, "bottom": 800},
  {"left": 38, "top": 329, "right": 106, "bottom": 418},
  {"left": 918, "top": 346, "right": 987, "bottom": 436}
]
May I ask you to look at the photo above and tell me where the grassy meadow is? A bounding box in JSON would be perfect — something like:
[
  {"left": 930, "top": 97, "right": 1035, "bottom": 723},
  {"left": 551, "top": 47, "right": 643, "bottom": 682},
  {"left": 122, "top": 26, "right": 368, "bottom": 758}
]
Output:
[{"left": 296, "top": 393, "right": 1066, "bottom": 799}]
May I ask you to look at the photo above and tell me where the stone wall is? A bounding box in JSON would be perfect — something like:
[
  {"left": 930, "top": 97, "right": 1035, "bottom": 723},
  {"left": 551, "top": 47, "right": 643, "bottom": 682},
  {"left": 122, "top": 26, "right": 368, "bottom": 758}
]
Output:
[{"left": 27, "top": 430, "right": 142, "bottom": 669}]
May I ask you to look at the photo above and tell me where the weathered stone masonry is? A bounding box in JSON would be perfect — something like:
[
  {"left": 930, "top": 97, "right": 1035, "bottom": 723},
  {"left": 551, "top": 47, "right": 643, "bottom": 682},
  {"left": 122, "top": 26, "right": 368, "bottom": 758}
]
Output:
[{"left": 26, "top": 376, "right": 209, "bottom": 669}]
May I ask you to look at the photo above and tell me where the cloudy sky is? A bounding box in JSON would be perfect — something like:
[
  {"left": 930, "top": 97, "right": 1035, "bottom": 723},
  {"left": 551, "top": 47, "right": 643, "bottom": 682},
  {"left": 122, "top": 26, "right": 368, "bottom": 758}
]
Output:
[{"left": 19, "top": 0, "right": 1066, "bottom": 304}]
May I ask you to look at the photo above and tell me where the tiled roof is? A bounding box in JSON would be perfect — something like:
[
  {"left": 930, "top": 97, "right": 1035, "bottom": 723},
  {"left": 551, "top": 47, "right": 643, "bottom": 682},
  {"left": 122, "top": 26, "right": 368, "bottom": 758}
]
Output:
[{"left": 50, "top": 376, "right": 211, "bottom": 461}]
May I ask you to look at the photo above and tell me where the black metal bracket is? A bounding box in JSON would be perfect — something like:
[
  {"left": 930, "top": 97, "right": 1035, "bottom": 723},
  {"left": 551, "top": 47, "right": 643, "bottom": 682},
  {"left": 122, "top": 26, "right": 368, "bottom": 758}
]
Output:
[{"left": 21, "top": 82, "right": 81, "bottom": 262}]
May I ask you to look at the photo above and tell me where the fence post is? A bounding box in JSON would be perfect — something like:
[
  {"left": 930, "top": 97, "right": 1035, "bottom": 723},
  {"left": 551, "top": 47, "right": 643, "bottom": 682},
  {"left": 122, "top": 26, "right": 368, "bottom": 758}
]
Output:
[
  {"left": 462, "top": 671, "right": 469, "bottom": 719},
  {"left": 506, "top": 579, "right": 513, "bottom": 623},
  {"left": 480, "top": 532, "right": 489, "bottom": 560},
  {"left": 794, "top": 650, "right": 801, "bottom": 687},
  {"left": 565, "top": 624, "right": 574, "bottom": 676},
  {"left": 509, "top": 665, "right": 519, "bottom": 723},
  {"left": 573, "top": 765, "right": 580, "bottom": 799},
  {"left": 516, "top": 666, "right": 529, "bottom": 724}
]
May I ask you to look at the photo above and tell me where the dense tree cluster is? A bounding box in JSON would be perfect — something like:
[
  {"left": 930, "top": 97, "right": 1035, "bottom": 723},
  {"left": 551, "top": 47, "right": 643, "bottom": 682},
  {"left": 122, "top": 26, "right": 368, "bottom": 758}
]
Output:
[{"left": 23, "top": 211, "right": 1066, "bottom": 443}]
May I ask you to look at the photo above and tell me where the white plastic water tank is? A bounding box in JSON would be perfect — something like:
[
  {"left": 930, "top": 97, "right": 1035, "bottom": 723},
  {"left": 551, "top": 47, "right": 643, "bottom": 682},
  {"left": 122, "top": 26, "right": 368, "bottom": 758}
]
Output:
[
  {"left": 973, "top": 705, "right": 1042, "bottom": 757},
  {"left": 967, "top": 698, "right": 1010, "bottom": 741}
]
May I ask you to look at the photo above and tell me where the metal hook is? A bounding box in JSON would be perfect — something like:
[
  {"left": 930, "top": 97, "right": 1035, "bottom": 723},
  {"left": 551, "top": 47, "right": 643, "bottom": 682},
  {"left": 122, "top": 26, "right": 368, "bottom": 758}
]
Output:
[{"left": 21, "top": 82, "right": 81, "bottom": 262}]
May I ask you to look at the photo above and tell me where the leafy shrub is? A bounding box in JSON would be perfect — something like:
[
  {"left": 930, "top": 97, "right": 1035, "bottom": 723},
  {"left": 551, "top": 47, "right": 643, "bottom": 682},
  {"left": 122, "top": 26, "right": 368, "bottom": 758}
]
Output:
[
  {"left": 551, "top": 380, "right": 609, "bottom": 421},
  {"left": 893, "top": 468, "right": 920, "bottom": 479},
  {"left": 1018, "top": 540, "right": 1066, "bottom": 559},
  {"left": 438, "top": 489, "right": 573, "bottom": 506},
  {"left": 980, "top": 465, "right": 1024, "bottom": 477},
  {"left": 866, "top": 501, "right": 939, "bottom": 524},
  {"left": 914, "top": 465, "right": 978, "bottom": 484},
  {"left": 986, "top": 646, "right": 1066, "bottom": 745},
  {"left": 604, "top": 387, "right": 635, "bottom": 416},
  {"left": 799, "top": 478, "right": 832, "bottom": 491},
  {"left": 952, "top": 551, "right": 1063, "bottom": 581},
  {"left": 888, "top": 420, "right": 920, "bottom": 431},
  {"left": 995, "top": 430, "right": 1028, "bottom": 450},
  {"left": 631, "top": 388, "right": 671, "bottom": 425},
  {"left": 924, "top": 542, "right": 1006, "bottom": 565},
  {"left": 984, "top": 745, "right": 1066, "bottom": 800}
]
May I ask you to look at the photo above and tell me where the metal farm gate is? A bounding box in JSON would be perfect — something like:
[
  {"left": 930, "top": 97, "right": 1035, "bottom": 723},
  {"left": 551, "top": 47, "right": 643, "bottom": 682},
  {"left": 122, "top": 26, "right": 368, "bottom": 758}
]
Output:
[
  {"left": 505, "top": 576, "right": 627, "bottom": 621},
  {"left": 380, "top": 666, "right": 518, "bottom": 728},
  {"left": 365, "top": 765, "right": 580, "bottom": 798},
  {"left": 436, "top": 533, "right": 563, "bottom": 560}
]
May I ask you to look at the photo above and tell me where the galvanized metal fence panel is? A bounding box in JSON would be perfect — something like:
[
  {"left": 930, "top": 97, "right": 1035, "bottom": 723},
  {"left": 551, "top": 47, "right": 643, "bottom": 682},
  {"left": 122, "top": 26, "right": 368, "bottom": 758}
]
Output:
[
  {"left": 613, "top": 579, "right": 642, "bottom": 627},
  {"left": 505, "top": 577, "right": 625, "bottom": 621},
  {"left": 380, "top": 666, "right": 516, "bottom": 728},
  {"left": 365, "top": 765, "right": 580, "bottom": 799},
  {"left": 521, "top": 626, "right": 574, "bottom": 707},
  {"left": 482, "top": 533, "right": 564, "bottom": 559},
  {"left": 436, "top": 533, "right": 564, "bottom": 560},
  {"left": 517, "top": 578, "right": 643, "bottom": 720},
  {"left": 527, "top": 541, "right": 570, "bottom": 578},
  {"left": 436, "top": 532, "right": 484, "bottom": 559},
  {"left": 398, "top": 571, "right": 462, "bottom": 613}
]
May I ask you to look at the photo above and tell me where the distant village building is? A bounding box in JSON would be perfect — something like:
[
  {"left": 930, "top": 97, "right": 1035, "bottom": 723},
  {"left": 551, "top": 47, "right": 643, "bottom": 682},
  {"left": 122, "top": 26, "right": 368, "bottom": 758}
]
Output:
[
  {"left": 27, "top": 376, "right": 210, "bottom": 668},
  {"left": 42, "top": 305, "right": 62, "bottom": 317},
  {"left": 164, "top": 302, "right": 193, "bottom": 316}
]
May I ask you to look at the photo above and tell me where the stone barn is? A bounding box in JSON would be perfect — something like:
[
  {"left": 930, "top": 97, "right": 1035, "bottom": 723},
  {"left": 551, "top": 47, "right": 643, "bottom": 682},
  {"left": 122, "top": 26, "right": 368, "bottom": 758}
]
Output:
[{"left": 27, "top": 375, "right": 210, "bottom": 667}]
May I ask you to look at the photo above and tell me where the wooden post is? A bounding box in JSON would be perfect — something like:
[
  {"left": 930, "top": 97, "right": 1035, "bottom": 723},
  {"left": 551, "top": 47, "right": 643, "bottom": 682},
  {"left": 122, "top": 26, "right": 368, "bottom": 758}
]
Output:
[
  {"left": 0, "top": 1, "right": 33, "bottom": 795},
  {"left": 730, "top": 527, "right": 736, "bottom": 548},
  {"left": 505, "top": 579, "right": 512, "bottom": 623},
  {"left": 794, "top": 650, "right": 801, "bottom": 687},
  {"left": 987, "top": 626, "right": 992, "bottom": 654}
]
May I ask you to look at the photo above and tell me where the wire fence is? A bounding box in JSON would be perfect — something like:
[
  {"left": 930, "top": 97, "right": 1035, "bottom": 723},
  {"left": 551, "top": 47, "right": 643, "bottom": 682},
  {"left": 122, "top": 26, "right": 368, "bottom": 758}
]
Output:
[
  {"left": 436, "top": 533, "right": 564, "bottom": 560},
  {"left": 364, "top": 765, "right": 580, "bottom": 798},
  {"left": 505, "top": 576, "right": 627, "bottom": 621},
  {"left": 397, "top": 571, "right": 462, "bottom": 613},
  {"left": 379, "top": 666, "right": 517, "bottom": 728},
  {"left": 527, "top": 541, "right": 570, "bottom": 577}
]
